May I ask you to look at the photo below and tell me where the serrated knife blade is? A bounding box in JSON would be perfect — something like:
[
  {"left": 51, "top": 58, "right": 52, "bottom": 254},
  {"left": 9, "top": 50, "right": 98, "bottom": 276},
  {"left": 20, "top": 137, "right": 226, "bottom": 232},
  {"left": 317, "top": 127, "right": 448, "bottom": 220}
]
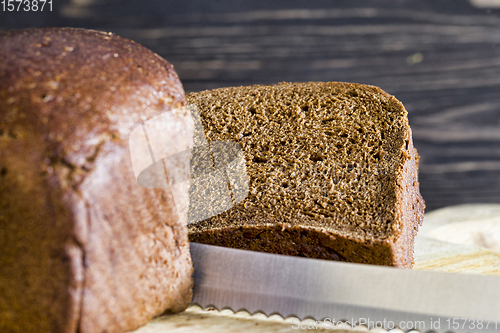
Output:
[{"left": 190, "top": 243, "right": 500, "bottom": 333}]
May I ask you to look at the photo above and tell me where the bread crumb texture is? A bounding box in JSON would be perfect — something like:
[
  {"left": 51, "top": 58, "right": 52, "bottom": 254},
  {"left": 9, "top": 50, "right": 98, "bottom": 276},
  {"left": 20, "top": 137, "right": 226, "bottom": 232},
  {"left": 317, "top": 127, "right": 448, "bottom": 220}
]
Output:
[{"left": 187, "top": 82, "right": 424, "bottom": 267}]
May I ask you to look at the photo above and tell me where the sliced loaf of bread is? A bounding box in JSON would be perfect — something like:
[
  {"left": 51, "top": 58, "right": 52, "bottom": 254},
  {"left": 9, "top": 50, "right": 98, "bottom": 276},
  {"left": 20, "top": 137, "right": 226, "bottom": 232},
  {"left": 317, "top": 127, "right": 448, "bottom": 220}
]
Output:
[{"left": 187, "top": 82, "right": 424, "bottom": 267}]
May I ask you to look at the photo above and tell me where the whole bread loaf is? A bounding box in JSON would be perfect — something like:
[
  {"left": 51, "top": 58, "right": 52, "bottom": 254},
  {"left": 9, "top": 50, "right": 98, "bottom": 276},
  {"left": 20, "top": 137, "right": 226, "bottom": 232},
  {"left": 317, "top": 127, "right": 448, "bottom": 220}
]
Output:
[
  {"left": 187, "top": 82, "right": 425, "bottom": 267},
  {"left": 0, "top": 28, "right": 193, "bottom": 333}
]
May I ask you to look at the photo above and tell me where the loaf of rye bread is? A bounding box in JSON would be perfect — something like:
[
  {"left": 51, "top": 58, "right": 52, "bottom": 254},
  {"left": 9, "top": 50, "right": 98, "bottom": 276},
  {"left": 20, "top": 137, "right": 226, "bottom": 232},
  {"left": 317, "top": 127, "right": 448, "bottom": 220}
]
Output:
[
  {"left": 0, "top": 28, "right": 193, "bottom": 333},
  {"left": 187, "top": 82, "right": 425, "bottom": 267}
]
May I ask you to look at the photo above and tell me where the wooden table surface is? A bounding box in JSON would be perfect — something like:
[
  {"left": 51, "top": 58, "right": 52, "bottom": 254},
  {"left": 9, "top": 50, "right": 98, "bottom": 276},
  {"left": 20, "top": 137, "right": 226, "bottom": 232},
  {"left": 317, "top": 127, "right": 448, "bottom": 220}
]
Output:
[{"left": 2, "top": 0, "right": 500, "bottom": 211}]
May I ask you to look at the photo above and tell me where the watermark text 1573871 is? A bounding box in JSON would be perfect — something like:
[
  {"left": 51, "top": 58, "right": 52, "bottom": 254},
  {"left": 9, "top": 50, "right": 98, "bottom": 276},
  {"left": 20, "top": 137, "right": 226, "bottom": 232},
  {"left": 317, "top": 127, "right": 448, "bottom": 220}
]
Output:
[{"left": 2, "top": 0, "right": 52, "bottom": 11}]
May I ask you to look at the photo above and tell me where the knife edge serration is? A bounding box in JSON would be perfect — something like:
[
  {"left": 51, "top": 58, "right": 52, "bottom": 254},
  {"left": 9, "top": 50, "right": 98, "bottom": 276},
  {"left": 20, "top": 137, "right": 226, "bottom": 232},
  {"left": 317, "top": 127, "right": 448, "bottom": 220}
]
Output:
[{"left": 189, "top": 302, "right": 445, "bottom": 333}]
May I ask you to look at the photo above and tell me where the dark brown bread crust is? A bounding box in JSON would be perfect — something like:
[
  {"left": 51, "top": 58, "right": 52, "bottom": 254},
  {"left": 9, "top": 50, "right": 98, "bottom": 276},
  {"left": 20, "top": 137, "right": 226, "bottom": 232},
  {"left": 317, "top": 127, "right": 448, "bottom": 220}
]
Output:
[
  {"left": 187, "top": 82, "right": 424, "bottom": 267},
  {"left": 0, "top": 28, "right": 192, "bottom": 333}
]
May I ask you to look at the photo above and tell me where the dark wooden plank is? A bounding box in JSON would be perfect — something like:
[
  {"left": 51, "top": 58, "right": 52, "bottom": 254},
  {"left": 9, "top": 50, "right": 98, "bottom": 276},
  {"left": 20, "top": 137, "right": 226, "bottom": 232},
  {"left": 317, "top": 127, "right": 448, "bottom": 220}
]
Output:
[{"left": 2, "top": 0, "right": 500, "bottom": 211}]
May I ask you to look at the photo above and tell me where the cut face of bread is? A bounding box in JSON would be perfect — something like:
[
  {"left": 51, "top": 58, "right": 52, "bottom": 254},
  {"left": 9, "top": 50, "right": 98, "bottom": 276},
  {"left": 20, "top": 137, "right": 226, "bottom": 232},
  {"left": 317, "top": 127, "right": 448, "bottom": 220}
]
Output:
[
  {"left": 0, "top": 28, "right": 193, "bottom": 333},
  {"left": 187, "top": 82, "right": 425, "bottom": 268}
]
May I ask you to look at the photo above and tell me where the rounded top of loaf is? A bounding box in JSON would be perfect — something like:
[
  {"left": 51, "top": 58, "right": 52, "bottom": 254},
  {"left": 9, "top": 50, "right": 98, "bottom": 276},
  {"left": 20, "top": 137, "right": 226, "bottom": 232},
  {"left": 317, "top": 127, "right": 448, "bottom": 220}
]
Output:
[{"left": 0, "top": 27, "right": 185, "bottom": 170}]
